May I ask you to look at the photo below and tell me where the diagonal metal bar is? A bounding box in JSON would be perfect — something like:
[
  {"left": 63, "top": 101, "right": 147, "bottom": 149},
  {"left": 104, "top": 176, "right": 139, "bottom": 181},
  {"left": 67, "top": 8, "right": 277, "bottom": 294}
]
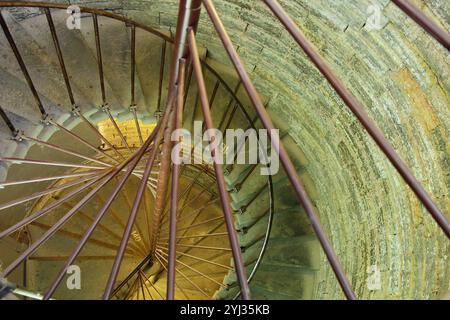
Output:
[
  {"left": 0, "top": 173, "right": 99, "bottom": 211},
  {"left": 139, "top": 270, "right": 166, "bottom": 300},
  {"left": 102, "top": 142, "right": 159, "bottom": 299},
  {"left": 155, "top": 251, "right": 209, "bottom": 298},
  {"left": 0, "top": 105, "right": 17, "bottom": 134},
  {"left": 0, "top": 11, "right": 46, "bottom": 116},
  {"left": 160, "top": 232, "right": 228, "bottom": 240},
  {"left": 263, "top": 0, "right": 449, "bottom": 239},
  {"left": 218, "top": 82, "right": 241, "bottom": 131},
  {"left": 0, "top": 138, "right": 153, "bottom": 279},
  {"left": 0, "top": 168, "right": 121, "bottom": 277},
  {"left": 124, "top": 274, "right": 140, "bottom": 300},
  {"left": 167, "top": 58, "right": 186, "bottom": 300},
  {"left": 203, "top": 0, "right": 356, "bottom": 299},
  {"left": 168, "top": 0, "right": 202, "bottom": 89},
  {"left": 92, "top": 13, "right": 106, "bottom": 105},
  {"left": 188, "top": 27, "right": 250, "bottom": 300},
  {"left": 139, "top": 270, "right": 154, "bottom": 300},
  {"left": 121, "top": 187, "right": 151, "bottom": 253},
  {"left": 29, "top": 255, "right": 118, "bottom": 262},
  {"left": 156, "top": 40, "right": 167, "bottom": 116},
  {"left": 44, "top": 7, "right": 75, "bottom": 106},
  {"left": 103, "top": 99, "right": 173, "bottom": 299},
  {"left": 110, "top": 254, "right": 153, "bottom": 297},
  {"left": 138, "top": 270, "right": 146, "bottom": 300},
  {"left": 0, "top": 2, "right": 172, "bottom": 41},
  {"left": 147, "top": 101, "right": 176, "bottom": 257},
  {"left": 48, "top": 118, "right": 119, "bottom": 164},
  {"left": 43, "top": 125, "right": 160, "bottom": 299},
  {"left": 0, "top": 157, "right": 106, "bottom": 170},
  {"left": 0, "top": 170, "right": 109, "bottom": 241},
  {"left": 158, "top": 248, "right": 227, "bottom": 288},
  {"left": 392, "top": 0, "right": 450, "bottom": 50},
  {"left": 70, "top": 205, "right": 147, "bottom": 256},
  {"left": 130, "top": 106, "right": 144, "bottom": 146},
  {"left": 74, "top": 108, "right": 125, "bottom": 160},
  {"left": 20, "top": 134, "right": 112, "bottom": 167},
  {"left": 103, "top": 107, "right": 131, "bottom": 151},
  {"left": 0, "top": 170, "right": 102, "bottom": 188},
  {"left": 157, "top": 244, "right": 231, "bottom": 270},
  {"left": 130, "top": 24, "right": 136, "bottom": 107},
  {"left": 29, "top": 221, "right": 137, "bottom": 256}
]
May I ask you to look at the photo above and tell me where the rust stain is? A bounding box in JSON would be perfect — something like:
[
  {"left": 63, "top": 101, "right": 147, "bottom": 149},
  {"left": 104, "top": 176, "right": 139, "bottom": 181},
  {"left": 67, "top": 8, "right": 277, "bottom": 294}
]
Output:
[{"left": 392, "top": 68, "right": 439, "bottom": 133}]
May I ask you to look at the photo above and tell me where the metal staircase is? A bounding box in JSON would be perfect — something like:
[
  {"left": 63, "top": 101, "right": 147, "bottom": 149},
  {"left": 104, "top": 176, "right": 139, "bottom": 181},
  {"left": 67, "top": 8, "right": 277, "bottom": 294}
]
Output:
[{"left": 0, "top": 1, "right": 448, "bottom": 300}]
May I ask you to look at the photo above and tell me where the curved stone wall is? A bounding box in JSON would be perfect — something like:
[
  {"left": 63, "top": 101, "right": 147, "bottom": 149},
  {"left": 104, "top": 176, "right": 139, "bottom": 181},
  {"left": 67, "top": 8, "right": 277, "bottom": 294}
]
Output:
[{"left": 10, "top": 0, "right": 450, "bottom": 299}]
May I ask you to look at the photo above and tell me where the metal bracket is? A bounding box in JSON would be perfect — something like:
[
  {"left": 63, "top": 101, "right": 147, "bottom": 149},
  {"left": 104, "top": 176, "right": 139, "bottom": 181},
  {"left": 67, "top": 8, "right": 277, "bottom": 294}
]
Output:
[
  {"left": 40, "top": 113, "right": 52, "bottom": 126},
  {"left": 100, "top": 103, "right": 110, "bottom": 113},
  {"left": 71, "top": 105, "right": 81, "bottom": 117},
  {"left": 12, "top": 130, "right": 25, "bottom": 142}
]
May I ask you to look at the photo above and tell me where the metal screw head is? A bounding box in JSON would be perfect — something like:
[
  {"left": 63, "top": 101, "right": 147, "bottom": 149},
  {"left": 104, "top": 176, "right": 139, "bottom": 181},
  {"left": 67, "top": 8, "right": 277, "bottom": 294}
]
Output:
[
  {"left": 71, "top": 105, "right": 81, "bottom": 117},
  {"left": 153, "top": 110, "right": 162, "bottom": 119}
]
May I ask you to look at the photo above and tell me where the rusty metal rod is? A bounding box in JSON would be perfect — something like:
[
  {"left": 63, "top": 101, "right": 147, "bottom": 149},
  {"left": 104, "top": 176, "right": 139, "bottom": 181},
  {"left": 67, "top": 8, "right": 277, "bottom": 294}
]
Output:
[
  {"left": 157, "top": 244, "right": 231, "bottom": 270},
  {"left": 93, "top": 13, "right": 106, "bottom": 105},
  {"left": 392, "top": 0, "right": 450, "bottom": 50},
  {"left": 0, "top": 157, "right": 105, "bottom": 170},
  {"left": 183, "top": 65, "right": 194, "bottom": 110},
  {"left": 1, "top": 144, "right": 148, "bottom": 278},
  {"left": 21, "top": 134, "right": 112, "bottom": 167},
  {"left": 0, "top": 105, "right": 17, "bottom": 134},
  {"left": 120, "top": 186, "right": 152, "bottom": 253},
  {"left": 43, "top": 125, "right": 159, "bottom": 299},
  {"left": 0, "top": 173, "right": 98, "bottom": 211},
  {"left": 155, "top": 251, "right": 209, "bottom": 298},
  {"left": 48, "top": 118, "right": 119, "bottom": 164},
  {"left": 131, "top": 106, "right": 144, "bottom": 146},
  {"left": 160, "top": 232, "right": 228, "bottom": 240},
  {"left": 104, "top": 107, "right": 131, "bottom": 151},
  {"left": 30, "top": 255, "right": 118, "bottom": 262},
  {"left": 168, "top": 0, "right": 202, "bottom": 90},
  {"left": 71, "top": 206, "right": 147, "bottom": 256},
  {"left": 139, "top": 270, "right": 154, "bottom": 300},
  {"left": 44, "top": 7, "right": 75, "bottom": 106},
  {"left": 167, "top": 58, "right": 186, "bottom": 300},
  {"left": 30, "top": 221, "right": 138, "bottom": 256},
  {"left": 218, "top": 82, "right": 241, "bottom": 132},
  {"left": 0, "top": 12, "right": 46, "bottom": 116},
  {"left": 75, "top": 110, "right": 125, "bottom": 160},
  {"left": 110, "top": 254, "right": 153, "bottom": 297},
  {"left": 140, "top": 270, "right": 165, "bottom": 300},
  {"left": 157, "top": 40, "right": 167, "bottom": 115},
  {"left": 263, "top": 0, "right": 449, "bottom": 239},
  {"left": 0, "top": 170, "right": 110, "bottom": 240},
  {"left": 130, "top": 24, "right": 136, "bottom": 107},
  {"left": 148, "top": 98, "right": 177, "bottom": 258},
  {"left": 107, "top": 97, "right": 174, "bottom": 298},
  {"left": 138, "top": 271, "right": 146, "bottom": 300},
  {"left": 202, "top": 0, "right": 355, "bottom": 299},
  {"left": 103, "top": 106, "right": 170, "bottom": 299},
  {"left": 0, "top": 2, "right": 172, "bottom": 41},
  {"left": 188, "top": 28, "right": 250, "bottom": 300},
  {"left": 102, "top": 143, "right": 159, "bottom": 299},
  {"left": 158, "top": 249, "right": 226, "bottom": 288},
  {"left": 175, "top": 243, "right": 231, "bottom": 251},
  {"left": 0, "top": 170, "right": 102, "bottom": 188},
  {"left": 209, "top": 80, "right": 220, "bottom": 110},
  {"left": 0, "top": 169, "right": 122, "bottom": 277},
  {"left": 172, "top": 216, "right": 223, "bottom": 232}
]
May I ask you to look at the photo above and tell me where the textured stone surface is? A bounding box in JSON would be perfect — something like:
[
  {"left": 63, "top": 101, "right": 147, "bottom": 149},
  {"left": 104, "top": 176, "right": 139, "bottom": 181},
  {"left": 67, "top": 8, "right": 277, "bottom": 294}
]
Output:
[{"left": 1, "top": 0, "right": 449, "bottom": 299}]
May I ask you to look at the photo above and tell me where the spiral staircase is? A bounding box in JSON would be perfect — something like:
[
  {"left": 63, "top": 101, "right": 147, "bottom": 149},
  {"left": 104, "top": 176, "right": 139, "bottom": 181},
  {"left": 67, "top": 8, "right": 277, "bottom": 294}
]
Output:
[{"left": 0, "top": 1, "right": 448, "bottom": 300}]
